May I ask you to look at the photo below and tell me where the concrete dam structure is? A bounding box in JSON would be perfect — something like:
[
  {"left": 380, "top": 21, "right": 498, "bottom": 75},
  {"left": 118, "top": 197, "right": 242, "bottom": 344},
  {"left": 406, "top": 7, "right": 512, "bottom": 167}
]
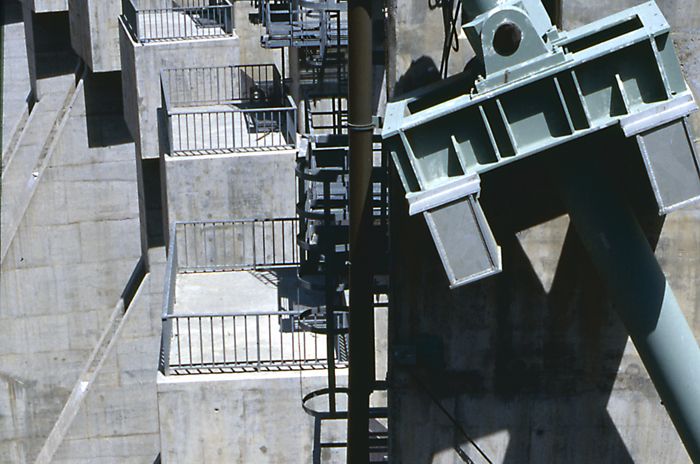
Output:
[{"left": 1, "top": 0, "right": 699, "bottom": 462}]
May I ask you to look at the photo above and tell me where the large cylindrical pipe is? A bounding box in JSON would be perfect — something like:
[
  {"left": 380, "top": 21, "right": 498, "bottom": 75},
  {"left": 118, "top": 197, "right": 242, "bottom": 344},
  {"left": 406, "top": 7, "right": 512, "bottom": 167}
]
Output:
[
  {"left": 347, "top": 0, "right": 374, "bottom": 462},
  {"left": 555, "top": 153, "right": 700, "bottom": 462}
]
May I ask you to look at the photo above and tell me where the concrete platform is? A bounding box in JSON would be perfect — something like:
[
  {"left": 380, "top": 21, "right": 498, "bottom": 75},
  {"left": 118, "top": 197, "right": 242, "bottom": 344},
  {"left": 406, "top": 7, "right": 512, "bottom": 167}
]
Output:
[
  {"left": 119, "top": 18, "right": 239, "bottom": 159},
  {"left": 174, "top": 269, "right": 300, "bottom": 314},
  {"left": 167, "top": 269, "right": 334, "bottom": 374}
]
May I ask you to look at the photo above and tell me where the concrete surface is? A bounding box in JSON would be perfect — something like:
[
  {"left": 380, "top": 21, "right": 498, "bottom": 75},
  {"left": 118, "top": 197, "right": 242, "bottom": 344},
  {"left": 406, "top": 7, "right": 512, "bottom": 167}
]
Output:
[
  {"left": 162, "top": 148, "right": 296, "bottom": 224},
  {"left": 157, "top": 369, "right": 348, "bottom": 463},
  {"left": 47, "top": 247, "right": 165, "bottom": 464},
  {"left": 119, "top": 18, "right": 240, "bottom": 160},
  {"left": 68, "top": 0, "right": 121, "bottom": 73},
  {"left": 1, "top": 68, "right": 79, "bottom": 262},
  {"left": 0, "top": 69, "right": 141, "bottom": 462},
  {"left": 22, "top": 0, "right": 68, "bottom": 14},
  {"left": 1, "top": 1, "right": 698, "bottom": 463},
  {"left": 2, "top": 0, "right": 31, "bottom": 156},
  {"left": 168, "top": 270, "right": 331, "bottom": 372},
  {"left": 175, "top": 270, "right": 292, "bottom": 314},
  {"left": 234, "top": 2, "right": 283, "bottom": 69},
  {"left": 20, "top": 7, "right": 77, "bottom": 101}
]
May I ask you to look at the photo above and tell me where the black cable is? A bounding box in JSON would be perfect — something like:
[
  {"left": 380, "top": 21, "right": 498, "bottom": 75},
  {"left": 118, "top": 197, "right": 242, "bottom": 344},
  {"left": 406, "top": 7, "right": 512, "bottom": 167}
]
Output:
[
  {"left": 409, "top": 370, "right": 494, "bottom": 464},
  {"left": 432, "top": 0, "right": 463, "bottom": 78}
]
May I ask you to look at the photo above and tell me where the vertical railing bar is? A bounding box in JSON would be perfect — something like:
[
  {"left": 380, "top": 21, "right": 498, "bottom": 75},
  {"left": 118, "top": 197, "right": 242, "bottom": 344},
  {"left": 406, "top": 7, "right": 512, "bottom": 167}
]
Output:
[
  {"left": 233, "top": 316, "right": 238, "bottom": 363},
  {"left": 281, "top": 220, "right": 286, "bottom": 263},
  {"left": 280, "top": 314, "right": 285, "bottom": 362},
  {"left": 185, "top": 112, "right": 190, "bottom": 152},
  {"left": 187, "top": 317, "right": 193, "bottom": 367},
  {"left": 176, "top": 317, "right": 182, "bottom": 366},
  {"left": 262, "top": 220, "right": 267, "bottom": 264},
  {"left": 252, "top": 221, "right": 257, "bottom": 269},
  {"left": 303, "top": 322, "right": 307, "bottom": 362},
  {"left": 256, "top": 316, "right": 261, "bottom": 371},
  {"left": 268, "top": 314, "right": 272, "bottom": 362},
  {"left": 202, "top": 223, "right": 208, "bottom": 270},
  {"left": 199, "top": 316, "right": 204, "bottom": 366},
  {"left": 223, "top": 221, "right": 228, "bottom": 269},
  {"left": 222, "top": 316, "right": 227, "bottom": 364},
  {"left": 272, "top": 219, "right": 277, "bottom": 264},
  {"left": 291, "top": 315, "right": 295, "bottom": 363},
  {"left": 245, "top": 315, "right": 249, "bottom": 363},
  {"left": 210, "top": 316, "right": 215, "bottom": 365},
  {"left": 200, "top": 111, "right": 205, "bottom": 153}
]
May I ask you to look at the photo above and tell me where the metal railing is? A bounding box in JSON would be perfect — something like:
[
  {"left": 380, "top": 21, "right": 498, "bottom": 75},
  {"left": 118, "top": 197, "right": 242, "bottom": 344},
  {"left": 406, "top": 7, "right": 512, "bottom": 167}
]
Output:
[
  {"left": 174, "top": 218, "right": 300, "bottom": 273},
  {"left": 122, "top": 0, "right": 234, "bottom": 43},
  {"left": 157, "top": 218, "right": 347, "bottom": 375},
  {"left": 257, "top": 0, "right": 348, "bottom": 50},
  {"left": 161, "top": 64, "right": 297, "bottom": 155},
  {"left": 162, "top": 64, "right": 284, "bottom": 108},
  {"left": 163, "top": 311, "right": 346, "bottom": 374}
]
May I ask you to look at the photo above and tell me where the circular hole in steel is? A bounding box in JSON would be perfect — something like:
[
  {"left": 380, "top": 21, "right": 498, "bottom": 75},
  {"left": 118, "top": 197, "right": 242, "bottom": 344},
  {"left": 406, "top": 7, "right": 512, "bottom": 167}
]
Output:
[{"left": 493, "top": 22, "right": 522, "bottom": 56}]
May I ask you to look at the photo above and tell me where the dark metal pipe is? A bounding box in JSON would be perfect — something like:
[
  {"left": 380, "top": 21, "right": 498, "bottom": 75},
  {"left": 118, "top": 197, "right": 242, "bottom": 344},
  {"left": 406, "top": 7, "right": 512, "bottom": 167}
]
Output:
[
  {"left": 347, "top": 0, "right": 374, "bottom": 461},
  {"left": 555, "top": 153, "right": 700, "bottom": 462}
]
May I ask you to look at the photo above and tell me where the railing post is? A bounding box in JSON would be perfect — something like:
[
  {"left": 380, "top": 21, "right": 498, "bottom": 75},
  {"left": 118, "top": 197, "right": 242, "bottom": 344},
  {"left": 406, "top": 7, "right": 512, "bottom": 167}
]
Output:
[
  {"left": 252, "top": 220, "right": 257, "bottom": 269},
  {"left": 256, "top": 316, "right": 261, "bottom": 371}
]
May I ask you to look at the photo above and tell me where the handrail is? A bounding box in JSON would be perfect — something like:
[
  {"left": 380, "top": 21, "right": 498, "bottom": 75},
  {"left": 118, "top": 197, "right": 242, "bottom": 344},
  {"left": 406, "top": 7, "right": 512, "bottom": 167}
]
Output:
[
  {"left": 160, "top": 65, "right": 297, "bottom": 154},
  {"left": 122, "top": 0, "right": 235, "bottom": 43},
  {"left": 161, "top": 64, "right": 284, "bottom": 109},
  {"left": 164, "top": 310, "right": 305, "bottom": 319},
  {"left": 163, "top": 311, "right": 346, "bottom": 374},
  {"left": 158, "top": 222, "right": 178, "bottom": 373}
]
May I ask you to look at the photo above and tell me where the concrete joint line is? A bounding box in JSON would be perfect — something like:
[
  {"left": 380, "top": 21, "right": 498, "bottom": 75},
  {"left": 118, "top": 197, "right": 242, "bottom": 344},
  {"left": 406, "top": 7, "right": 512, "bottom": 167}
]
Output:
[
  {"left": 1, "top": 107, "right": 30, "bottom": 175},
  {"left": 0, "top": 62, "right": 85, "bottom": 265},
  {"left": 34, "top": 267, "right": 149, "bottom": 464}
]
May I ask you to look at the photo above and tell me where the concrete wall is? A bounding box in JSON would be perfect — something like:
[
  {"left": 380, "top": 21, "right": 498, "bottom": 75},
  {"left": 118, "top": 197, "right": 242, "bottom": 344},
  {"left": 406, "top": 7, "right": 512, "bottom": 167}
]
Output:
[
  {"left": 20, "top": 7, "right": 77, "bottom": 101},
  {"left": 119, "top": 21, "right": 240, "bottom": 159},
  {"left": 387, "top": 1, "right": 700, "bottom": 463},
  {"left": 0, "top": 71, "right": 141, "bottom": 463},
  {"left": 50, "top": 250, "right": 165, "bottom": 464},
  {"left": 2, "top": 0, "right": 31, "bottom": 155},
  {"left": 22, "top": 0, "right": 68, "bottom": 13},
  {"left": 157, "top": 370, "right": 347, "bottom": 463},
  {"left": 389, "top": 0, "right": 473, "bottom": 96},
  {"left": 69, "top": 0, "right": 122, "bottom": 73},
  {"left": 162, "top": 150, "right": 297, "bottom": 224},
  {"left": 234, "top": 2, "right": 283, "bottom": 68}
]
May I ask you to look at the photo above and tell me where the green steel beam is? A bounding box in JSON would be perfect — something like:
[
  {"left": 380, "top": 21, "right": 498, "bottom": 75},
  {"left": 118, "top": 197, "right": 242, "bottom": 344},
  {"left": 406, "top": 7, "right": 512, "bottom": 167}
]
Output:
[{"left": 555, "top": 152, "right": 700, "bottom": 462}]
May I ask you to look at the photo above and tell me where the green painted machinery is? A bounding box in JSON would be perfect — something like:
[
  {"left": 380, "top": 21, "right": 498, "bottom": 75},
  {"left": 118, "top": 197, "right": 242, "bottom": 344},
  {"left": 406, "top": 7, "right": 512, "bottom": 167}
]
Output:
[
  {"left": 383, "top": 1, "right": 700, "bottom": 459},
  {"left": 383, "top": 0, "right": 699, "bottom": 288}
]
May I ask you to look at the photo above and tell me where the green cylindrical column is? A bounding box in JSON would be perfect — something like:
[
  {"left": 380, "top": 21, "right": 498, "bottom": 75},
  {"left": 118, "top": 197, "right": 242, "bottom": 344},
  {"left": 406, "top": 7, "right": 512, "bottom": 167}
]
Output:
[{"left": 555, "top": 154, "right": 700, "bottom": 462}]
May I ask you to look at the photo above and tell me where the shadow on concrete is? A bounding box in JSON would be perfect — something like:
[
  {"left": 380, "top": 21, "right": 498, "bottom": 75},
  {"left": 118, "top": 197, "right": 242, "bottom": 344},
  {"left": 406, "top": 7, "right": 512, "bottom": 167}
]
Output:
[
  {"left": 1, "top": 0, "right": 23, "bottom": 26},
  {"left": 142, "top": 158, "right": 165, "bottom": 248},
  {"left": 390, "top": 129, "right": 663, "bottom": 463},
  {"left": 32, "top": 11, "right": 77, "bottom": 80},
  {"left": 393, "top": 56, "right": 441, "bottom": 98},
  {"left": 84, "top": 71, "right": 133, "bottom": 147},
  {"left": 253, "top": 268, "right": 328, "bottom": 312}
]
